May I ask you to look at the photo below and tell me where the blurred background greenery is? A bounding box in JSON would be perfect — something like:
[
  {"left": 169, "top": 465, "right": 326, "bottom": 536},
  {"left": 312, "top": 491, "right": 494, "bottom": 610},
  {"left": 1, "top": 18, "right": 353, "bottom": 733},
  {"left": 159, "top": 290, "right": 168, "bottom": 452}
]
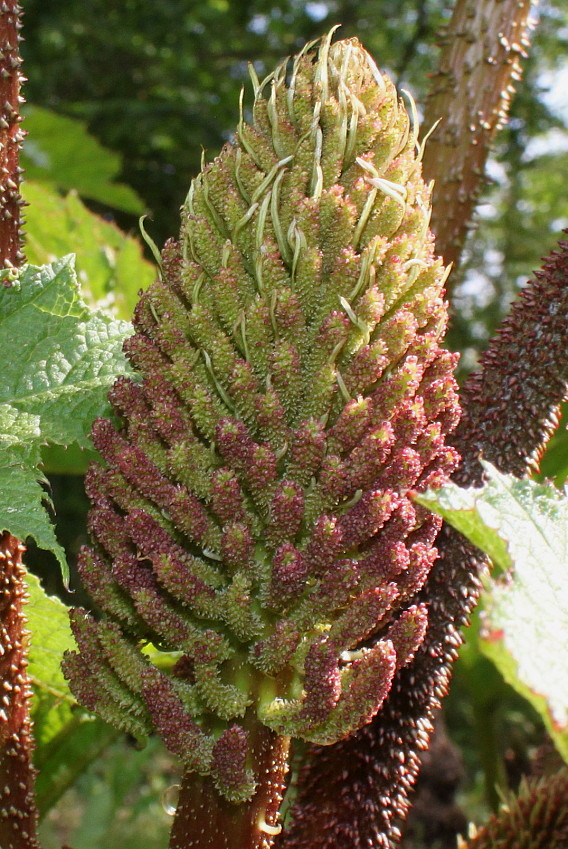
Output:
[{"left": 17, "top": 1, "right": 568, "bottom": 846}]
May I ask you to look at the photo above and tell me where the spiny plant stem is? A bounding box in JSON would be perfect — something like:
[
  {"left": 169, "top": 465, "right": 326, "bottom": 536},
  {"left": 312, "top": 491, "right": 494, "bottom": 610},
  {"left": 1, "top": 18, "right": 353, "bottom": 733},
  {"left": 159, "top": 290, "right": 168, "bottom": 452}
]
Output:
[
  {"left": 0, "top": 5, "right": 41, "bottom": 849},
  {"left": 422, "top": 0, "right": 534, "bottom": 272},
  {"left": 0, "top": 534, "right": 41, "bottom": 849},
  {"left": 453, "top": 234, "right": 568, "bottom": 482},
  {"left": 170, "top": 724, "right": 289, "bottom": 849},
  {"left": 0, "top": 0, "right": 25, "bottom": 268}
]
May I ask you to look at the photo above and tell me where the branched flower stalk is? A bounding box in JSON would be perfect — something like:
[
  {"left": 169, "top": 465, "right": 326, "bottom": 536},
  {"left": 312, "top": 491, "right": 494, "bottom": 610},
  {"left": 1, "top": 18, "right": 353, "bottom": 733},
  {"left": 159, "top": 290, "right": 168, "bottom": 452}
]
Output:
[{"left": 63, "top": 32, "right": 461, "bottom": 849}]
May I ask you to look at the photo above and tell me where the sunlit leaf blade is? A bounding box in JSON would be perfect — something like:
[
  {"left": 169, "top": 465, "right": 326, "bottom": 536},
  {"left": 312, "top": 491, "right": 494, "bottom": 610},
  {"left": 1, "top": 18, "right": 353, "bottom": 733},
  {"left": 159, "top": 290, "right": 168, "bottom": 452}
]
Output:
[
  {"left": 0, "top": 406, "right": 67, "bottom": 571},
  {"left": 415, "top": 464, "right": 512, "bottom": 570},
  {"left": 22, "top": 105, "right": 145, "bottom": 215},
  {"left": 23, "top": 181, "right": 155, "bottom": 321},
  {"left": 0, "top": 256, "right": 132, "bottom": 579},
  {"left": 417, "top": 461, "right": 568, "bottom": 762},
  {"left": 26, "top": 572, "right": 118, "bottom": 816}
]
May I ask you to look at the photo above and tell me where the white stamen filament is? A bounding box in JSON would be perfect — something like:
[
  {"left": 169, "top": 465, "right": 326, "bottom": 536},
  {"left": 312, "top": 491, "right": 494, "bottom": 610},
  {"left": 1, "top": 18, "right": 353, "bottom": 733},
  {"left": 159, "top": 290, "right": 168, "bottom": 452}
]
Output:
[
  {"left": 401, "top": 87, "right": 420, "bottom": 151},
  {"left": 417, "top": 117, "right": 442, "bottom": 162},
  {"left": 366, "top": 176, "right": 407, "bottom": 207},
  {"left": 365, "top": 52, "right": 386, "bottom": 91},
  {"left": 335, "top": 369, "right": 351, "bottom": 402},
  {"left": 403, "top": 258, "right": 428, "bottom": 271}
]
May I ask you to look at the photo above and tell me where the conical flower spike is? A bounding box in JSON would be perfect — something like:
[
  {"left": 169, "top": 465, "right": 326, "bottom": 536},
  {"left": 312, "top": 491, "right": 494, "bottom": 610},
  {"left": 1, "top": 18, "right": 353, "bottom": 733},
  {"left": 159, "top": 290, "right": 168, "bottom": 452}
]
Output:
[{"left": 63, "top": 31, "right": 460, "bottom": 833}]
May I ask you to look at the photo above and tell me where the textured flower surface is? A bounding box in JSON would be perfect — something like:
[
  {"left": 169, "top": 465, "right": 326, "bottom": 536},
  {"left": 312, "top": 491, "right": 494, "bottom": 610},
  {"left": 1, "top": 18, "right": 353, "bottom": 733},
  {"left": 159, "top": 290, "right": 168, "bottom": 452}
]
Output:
[
  {"left": 459, "top": 769, "right": 568, "bottom": 849},
  {"left": 63, "top": 32, "right": 460, "bottom": 805}
]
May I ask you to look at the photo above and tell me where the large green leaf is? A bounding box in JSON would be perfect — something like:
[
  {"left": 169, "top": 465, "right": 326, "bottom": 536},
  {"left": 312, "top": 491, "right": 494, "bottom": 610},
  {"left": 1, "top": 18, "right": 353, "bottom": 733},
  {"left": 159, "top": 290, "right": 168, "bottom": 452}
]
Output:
[
  {"left": 23, "top": 181, "right": 155, "bottom": 322},
  {"left": 417, "top": 461, "right": 568, "bottom": 762},
  {"left": 26, "top": 572, "right": 118, "bottom": 816},
  {"left": 0, "top": 256, "right": 133, "bottom": 580},
  {"left": 0, "top": 406, "right": 65, "bottom": 566},
  {"left": 22, "top": 105, "right": 145, "bottom": 215}
]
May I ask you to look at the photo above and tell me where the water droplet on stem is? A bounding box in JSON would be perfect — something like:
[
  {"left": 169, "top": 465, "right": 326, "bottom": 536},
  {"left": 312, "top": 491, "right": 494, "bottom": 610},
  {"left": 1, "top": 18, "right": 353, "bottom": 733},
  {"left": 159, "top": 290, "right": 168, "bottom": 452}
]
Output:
[{"left": 161, "top": 784, "right": 180, "bottom": 816}]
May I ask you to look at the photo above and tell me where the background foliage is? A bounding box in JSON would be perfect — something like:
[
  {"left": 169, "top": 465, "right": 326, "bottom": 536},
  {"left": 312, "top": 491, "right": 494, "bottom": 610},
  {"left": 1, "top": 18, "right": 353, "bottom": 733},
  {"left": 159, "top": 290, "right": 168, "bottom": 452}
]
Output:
[{"left": 11, "top": 1, "right": 568, "bottom": 847}]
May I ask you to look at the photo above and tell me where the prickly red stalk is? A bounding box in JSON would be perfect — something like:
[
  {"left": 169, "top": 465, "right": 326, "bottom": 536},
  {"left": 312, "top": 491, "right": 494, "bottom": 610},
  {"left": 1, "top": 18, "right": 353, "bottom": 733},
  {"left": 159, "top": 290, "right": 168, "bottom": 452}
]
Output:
[
  {"left": 0, "top": 533, "right": 40, "bottom": 849},
  {"left": 63, "top": 32, "right": 460, "bottom": 847},
  {"left": 0, "top": 5, "right": 41, "bottom": 849},
  {"left": 422, "top": 0, "right": 533, "bottom": 270},
  {"left": 0, "top": 0, "right": 25, "bottom": 269},
  {"left": 169, "top": 727, "right": 290, "bottom": 849}
]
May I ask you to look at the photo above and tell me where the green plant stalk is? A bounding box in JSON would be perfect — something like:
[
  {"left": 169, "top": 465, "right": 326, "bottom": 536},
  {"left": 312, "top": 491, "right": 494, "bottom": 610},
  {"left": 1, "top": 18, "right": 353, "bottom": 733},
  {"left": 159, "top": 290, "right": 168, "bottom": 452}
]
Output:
[{"left": 455, "top": 639, "right": 510, "bottom": 815}]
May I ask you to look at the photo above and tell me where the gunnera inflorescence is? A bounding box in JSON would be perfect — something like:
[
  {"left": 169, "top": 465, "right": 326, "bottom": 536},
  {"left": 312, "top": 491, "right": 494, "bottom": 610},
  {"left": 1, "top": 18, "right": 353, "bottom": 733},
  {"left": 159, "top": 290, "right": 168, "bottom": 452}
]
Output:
[
  {"left": 63, "top": 31, "right": 460, "bottom": 811},
  {"left": 459, "top": 770, "right": 568, "bottom": 849}
]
